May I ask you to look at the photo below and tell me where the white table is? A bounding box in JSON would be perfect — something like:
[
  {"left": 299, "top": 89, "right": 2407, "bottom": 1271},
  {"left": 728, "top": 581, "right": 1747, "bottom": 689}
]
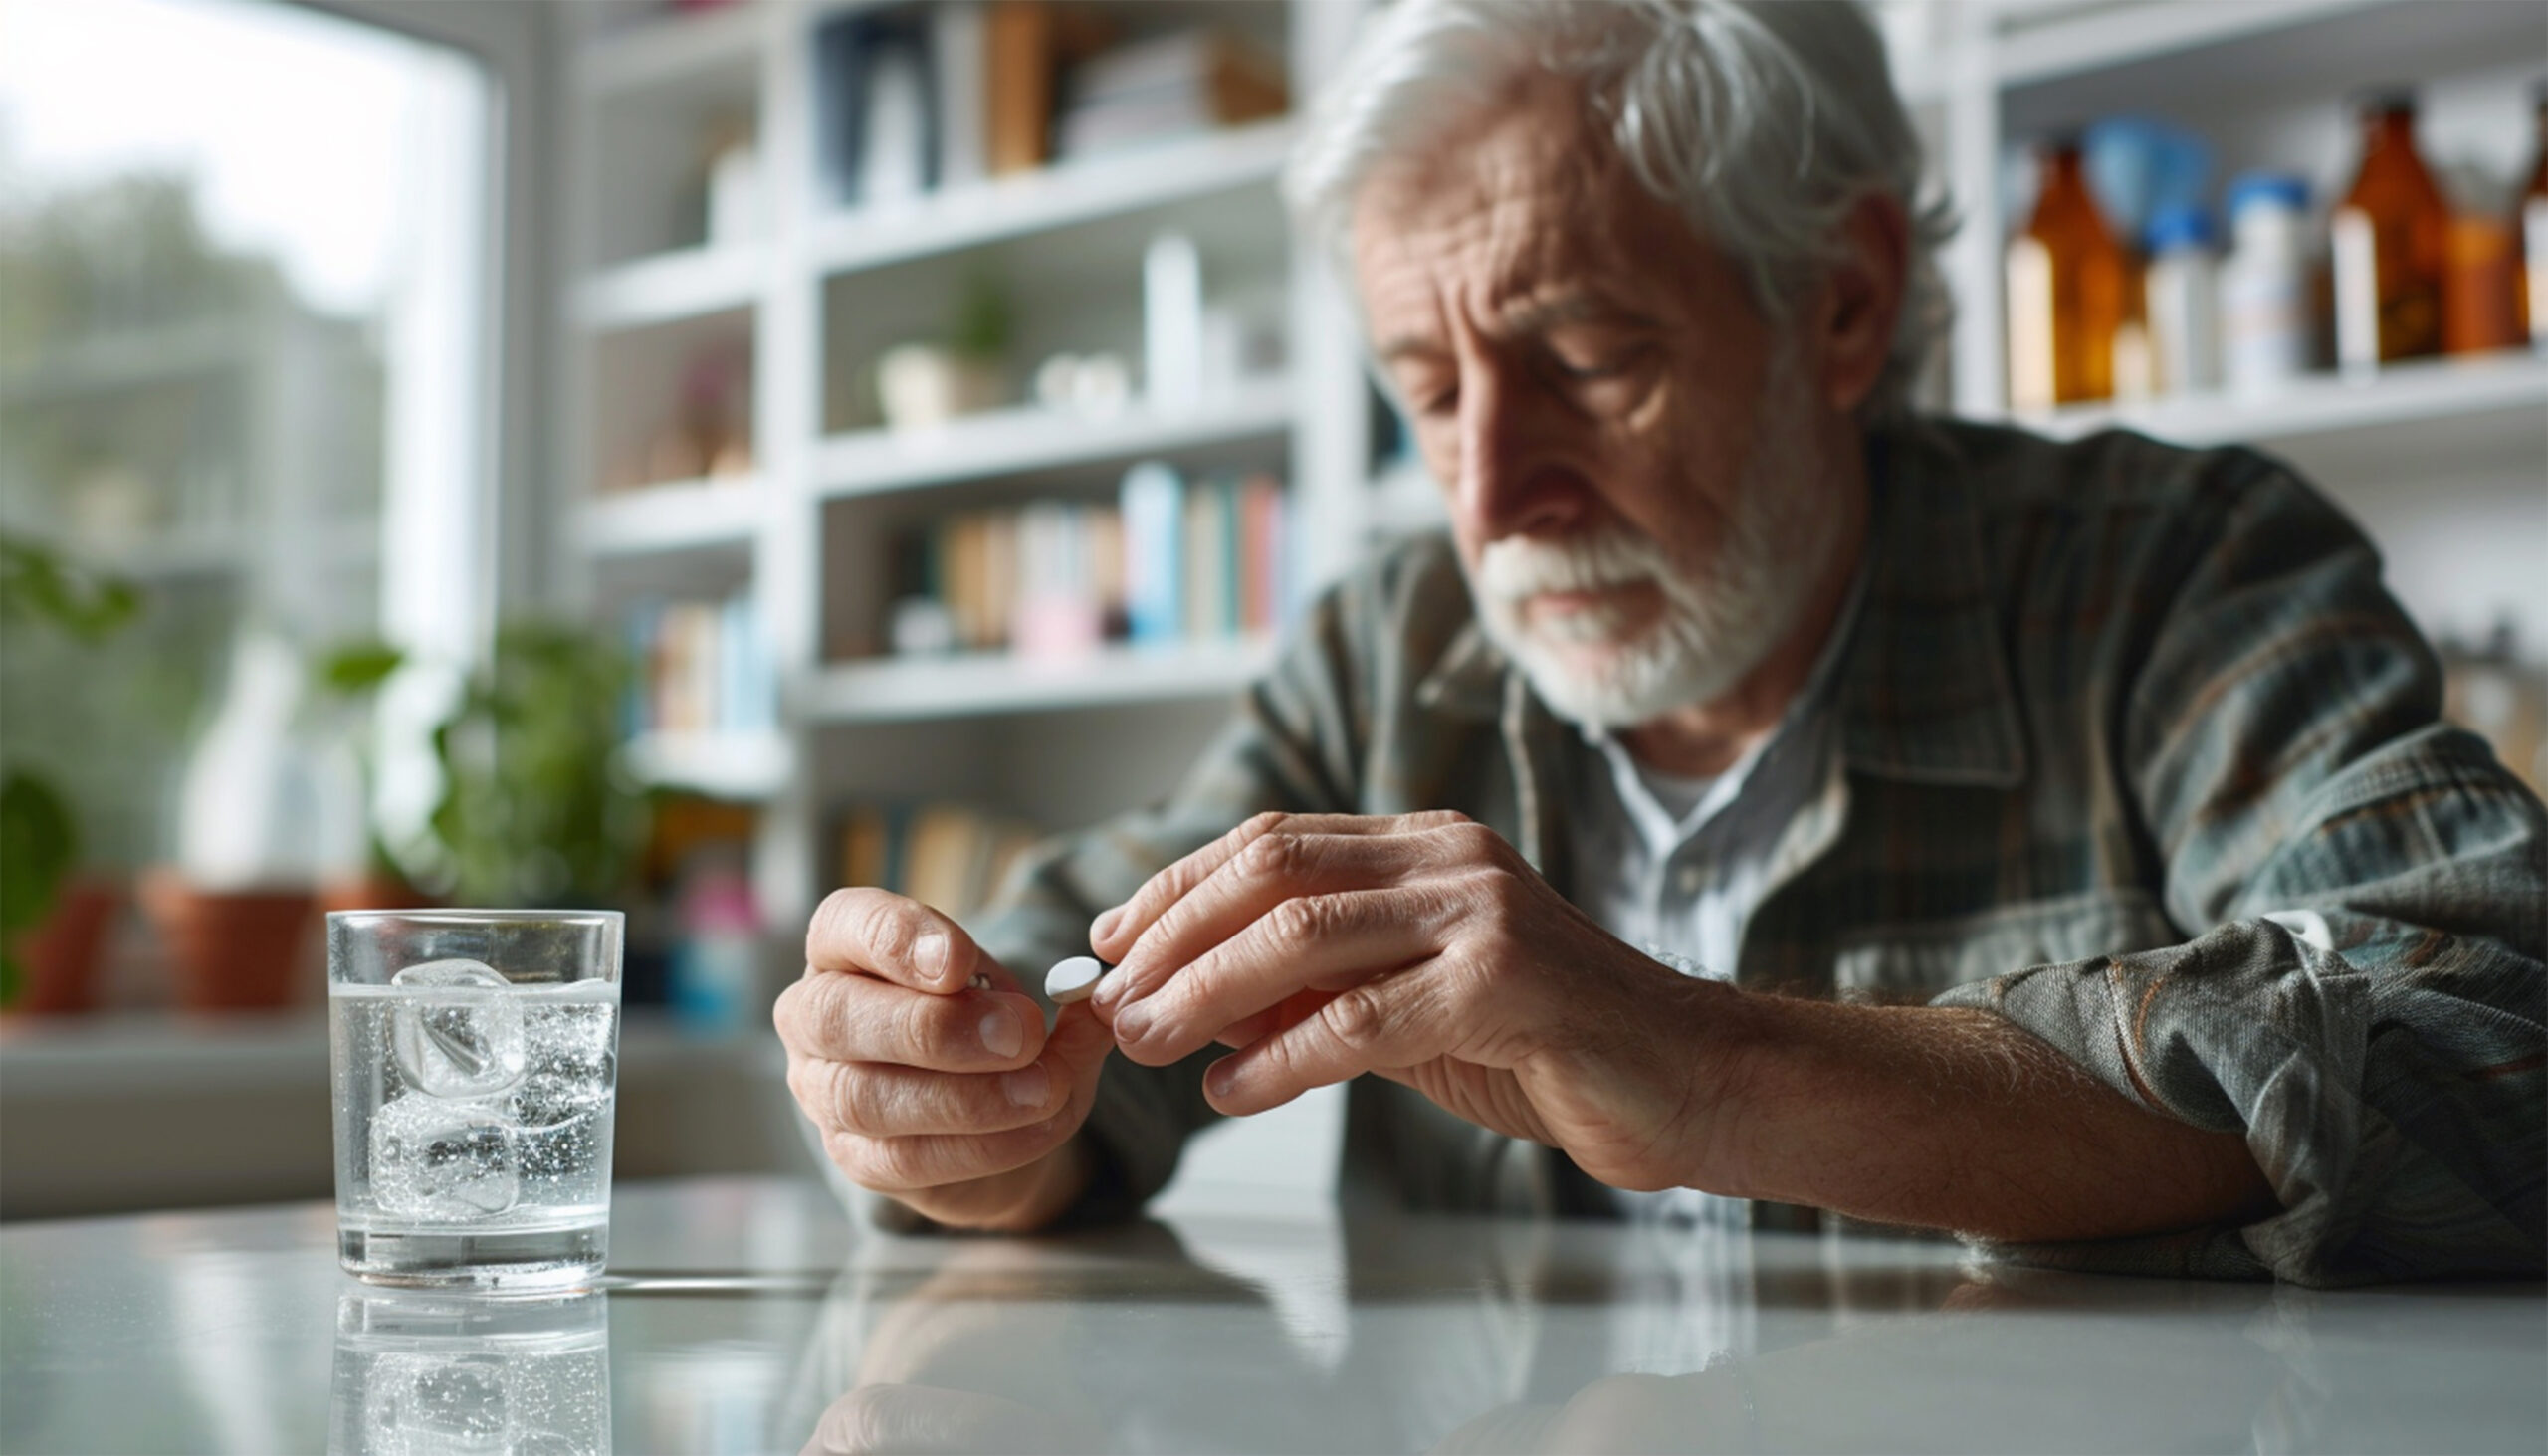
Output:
[{"left": 2, "top": 1177, "right": 2539, "bottom": 1454}]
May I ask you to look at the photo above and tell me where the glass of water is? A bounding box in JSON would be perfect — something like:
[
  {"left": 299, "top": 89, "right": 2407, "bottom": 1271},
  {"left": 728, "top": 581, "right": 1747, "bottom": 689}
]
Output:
[{"left": 328, "top": 910, "right": 624, "bottom": 1292}]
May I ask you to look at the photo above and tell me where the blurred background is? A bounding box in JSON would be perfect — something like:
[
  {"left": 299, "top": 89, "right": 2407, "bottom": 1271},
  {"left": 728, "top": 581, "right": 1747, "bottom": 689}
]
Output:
[{"left": 1, "top": 0, "right": 2541, "bottom": 1221}]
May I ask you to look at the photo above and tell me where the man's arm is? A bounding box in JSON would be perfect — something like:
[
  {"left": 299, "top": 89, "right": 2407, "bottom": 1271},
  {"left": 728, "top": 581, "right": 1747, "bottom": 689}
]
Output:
[
  {"left": 1930, "top": 449, "right": 2546, "bottom": 1282},
  {"left": 1706, "top": 995, "right": 2276, "bottom": 1242}
]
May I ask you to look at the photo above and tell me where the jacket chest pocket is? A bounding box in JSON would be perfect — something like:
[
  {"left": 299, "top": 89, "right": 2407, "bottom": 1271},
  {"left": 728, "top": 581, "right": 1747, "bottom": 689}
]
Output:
[{"left": 1830, "top": 888, "right": 2183, "bottom": 1003}]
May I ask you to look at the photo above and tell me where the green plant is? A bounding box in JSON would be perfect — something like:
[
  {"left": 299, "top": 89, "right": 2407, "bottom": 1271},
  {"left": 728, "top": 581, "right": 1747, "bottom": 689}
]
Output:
[
  {"left": 947, "top": 271, "right": 1013, "bottom": 359},
  {"left": 314, "top": 637, "right": 410, "bottom": 882},
  {"left": 0, "top": 533, "right": 139, "bottom": 1003},
  {"left": 322, "top": 622, "right": 648, "bottom": 908},
  {"left": 441, "top": 622, "right": 648, "bottom": 906}
]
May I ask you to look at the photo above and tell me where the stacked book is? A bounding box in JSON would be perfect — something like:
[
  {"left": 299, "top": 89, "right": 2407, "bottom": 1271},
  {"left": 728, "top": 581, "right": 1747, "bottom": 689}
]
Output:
[
  {"left": 1055, "top": 29, "right": 1289, "bottom": 162},
  {"left": 813, "top": 4, "right": 1286, "bottom": 204},
  {"left": 623, "top": 589, "right": 776, "bottom": 738},
  {"left": 836, "top": 800, "right": 1044, "bottom": 919},
  {"left": 889, "top": 465, "right": 1291, "bottom": 660}
]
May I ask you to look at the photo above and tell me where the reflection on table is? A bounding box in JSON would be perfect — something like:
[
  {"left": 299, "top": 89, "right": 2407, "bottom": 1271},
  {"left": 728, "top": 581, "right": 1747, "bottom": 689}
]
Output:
[
  {"left": 775, "top": 1211, "right": 2544, "bottom": 1455},
  {"left": 330, "top": 1290, "right": 608, "bottom": 1456},
  {"left": 1, "top": 1179, "right": 2537, "bottom": 1454}
]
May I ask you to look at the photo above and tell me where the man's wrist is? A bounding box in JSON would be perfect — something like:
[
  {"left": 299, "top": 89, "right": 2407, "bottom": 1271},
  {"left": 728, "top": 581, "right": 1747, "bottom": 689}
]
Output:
[{"left": 1667, "top": 976, "right": 1787, "bottom": 1200}]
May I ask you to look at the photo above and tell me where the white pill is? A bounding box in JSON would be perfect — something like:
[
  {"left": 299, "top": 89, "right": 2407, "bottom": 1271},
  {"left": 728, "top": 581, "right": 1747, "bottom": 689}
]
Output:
[{"left": 1045, "top": 956, "right": 1106, "bottom": 1004}]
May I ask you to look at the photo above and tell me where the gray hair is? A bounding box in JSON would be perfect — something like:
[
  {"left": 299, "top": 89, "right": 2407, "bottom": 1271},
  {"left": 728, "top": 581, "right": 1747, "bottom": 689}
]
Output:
[{"left": 1285, "top": 0, "right": 1956, "bottom": 418}]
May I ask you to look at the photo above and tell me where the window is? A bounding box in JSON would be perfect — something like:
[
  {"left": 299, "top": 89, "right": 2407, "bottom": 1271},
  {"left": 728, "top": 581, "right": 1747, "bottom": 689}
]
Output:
[{"left": 0, "top": 0, "right": 492, "bottom": 885}]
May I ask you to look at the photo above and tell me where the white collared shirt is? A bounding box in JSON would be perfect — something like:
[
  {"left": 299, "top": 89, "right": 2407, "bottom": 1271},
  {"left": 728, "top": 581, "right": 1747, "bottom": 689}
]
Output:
[{"left": 1564, "top": 568, "right": 1866, "bottom": 1226}]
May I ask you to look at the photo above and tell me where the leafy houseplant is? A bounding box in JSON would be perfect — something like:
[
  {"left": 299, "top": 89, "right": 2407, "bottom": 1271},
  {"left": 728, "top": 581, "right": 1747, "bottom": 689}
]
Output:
[
  {"left": 326, "top": 622, "right": 649, "bottom": 910},
  {"left": 0, "top": 533, "right": 139, "bottom": 1011}
]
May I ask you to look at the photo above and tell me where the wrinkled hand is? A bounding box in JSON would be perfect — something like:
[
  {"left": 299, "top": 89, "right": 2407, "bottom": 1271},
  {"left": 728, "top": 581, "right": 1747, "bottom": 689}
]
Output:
[
  {"left": 775, "top": 888, "right": 1113, "bottom": 1230},
  {"left": 1087, "top": 811, "right": 1750, "bottom": 1193}
]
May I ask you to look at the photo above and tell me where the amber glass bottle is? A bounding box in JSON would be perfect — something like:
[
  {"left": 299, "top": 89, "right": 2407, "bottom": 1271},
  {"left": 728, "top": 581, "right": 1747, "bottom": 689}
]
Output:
[
  {"left": 2007, "top": 138, "right": 2130, "bottom": 407},
  {"left": 2515, "top": 84, "right": 2548, "bottom": 347},
  {"left": 2332, "top": 90, "right": 2448, "bottom": 366}
]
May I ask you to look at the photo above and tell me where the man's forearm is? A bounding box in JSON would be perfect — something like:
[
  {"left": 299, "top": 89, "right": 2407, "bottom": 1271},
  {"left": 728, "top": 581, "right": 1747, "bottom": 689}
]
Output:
[{"left": 1707, "top": 993, "right": 2277, "bottom": 1243}]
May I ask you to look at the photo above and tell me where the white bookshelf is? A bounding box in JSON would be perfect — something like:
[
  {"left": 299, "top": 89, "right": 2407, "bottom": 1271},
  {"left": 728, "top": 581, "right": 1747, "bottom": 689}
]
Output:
[
  {"left": 813, "top": 378, "right": 1296, "bottom": 499},
  {"left": 805, "top": 118, "right": 1298, "bottom": 275},
  {"left": 576, "top": 476, "right": 764, "bottom": 557},
  {"left": 559, "top": 0, "right": 2546, "bottom": 947},
  {"left": 572, "top": 0, "right": 766, "bottom": 98},
  {"left": 577, "top": 244, "right": 769, "bottom": 333},
  {"left": 2005, "top": 350, "right": 2548, "bottom": 450},
  {"left": 623, "top": 728, "right": 793, "bottom": 798},
  {"left": 805, "top": 638, "right": 1278, "bottom": 723},
  {"left": 560, "top": 0, "right": 1364, "bottom": 940}
]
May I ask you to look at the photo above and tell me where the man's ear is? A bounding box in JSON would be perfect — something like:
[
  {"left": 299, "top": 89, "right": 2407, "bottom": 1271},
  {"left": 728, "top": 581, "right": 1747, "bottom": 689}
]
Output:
[{"left": 1812, "top": 191, "right": 1910, "bottom": 415}]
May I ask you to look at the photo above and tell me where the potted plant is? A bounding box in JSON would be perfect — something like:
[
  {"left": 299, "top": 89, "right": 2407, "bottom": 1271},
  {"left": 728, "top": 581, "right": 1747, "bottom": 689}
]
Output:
[
  {"left": 142, "top": 629, "right": 329, "bottom": 1011},
  {"left": 0, "top": 533, "right": 139, "bottom": 1015},
  {"left": 324, "top": 622, "right": 649, "bottom": 909},
  {"left": 309, "top": 637, "right": 433, "bottom": 914},
  {"left": 876, "top": 272, "right": 1012, "bottom": 431}
]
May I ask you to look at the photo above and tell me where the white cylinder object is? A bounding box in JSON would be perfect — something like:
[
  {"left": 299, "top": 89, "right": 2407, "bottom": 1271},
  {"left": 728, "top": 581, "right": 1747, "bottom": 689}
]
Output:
[
  {"left": 2142, "top": 207, "right": 2219, "bottom": 396},
  {"left": 1144, "top": 232, "right": 1203, "bottom": 411},
  {"left": 2219, "top": 174, "right": 2310, "bottom": 397}
]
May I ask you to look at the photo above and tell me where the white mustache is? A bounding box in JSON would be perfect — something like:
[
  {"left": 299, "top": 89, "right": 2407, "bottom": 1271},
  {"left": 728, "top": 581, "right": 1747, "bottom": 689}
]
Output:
[{"left": 1473, "top": 527, "right": 1668, "bottom": 603}]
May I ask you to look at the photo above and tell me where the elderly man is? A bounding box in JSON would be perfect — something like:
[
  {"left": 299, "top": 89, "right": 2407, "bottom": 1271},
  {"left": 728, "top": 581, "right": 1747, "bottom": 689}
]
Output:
[{"left": 774, "top": 0, "right": 2544, "bottom": 1284}]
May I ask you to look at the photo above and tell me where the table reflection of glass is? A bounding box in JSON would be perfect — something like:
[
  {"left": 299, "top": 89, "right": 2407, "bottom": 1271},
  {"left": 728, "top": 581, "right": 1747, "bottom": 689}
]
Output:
[{"left": 328, "top": 1289, "right": 610, "bottom": 1456}]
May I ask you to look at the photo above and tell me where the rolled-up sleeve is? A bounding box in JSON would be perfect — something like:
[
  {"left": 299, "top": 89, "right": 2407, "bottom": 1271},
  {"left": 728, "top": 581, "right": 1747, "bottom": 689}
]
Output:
[{"left": 1936, "top": 461, "right": 2546, "bottom": 1285}]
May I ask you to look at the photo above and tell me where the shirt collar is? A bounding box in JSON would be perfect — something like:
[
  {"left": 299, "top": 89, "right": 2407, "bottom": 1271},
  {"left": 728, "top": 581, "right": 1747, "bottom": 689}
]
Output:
[{"left": 1416, "top": 420, "right": 2029, "bottom": 790}]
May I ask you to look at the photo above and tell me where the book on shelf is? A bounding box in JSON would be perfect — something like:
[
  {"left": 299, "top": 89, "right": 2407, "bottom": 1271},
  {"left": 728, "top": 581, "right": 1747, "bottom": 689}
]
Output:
[
  {"left": 887, "top": 461, "right": 1291, "bottom": 663},
  {"left": 623, "top": 587, "right": 776, "bottom": 740},
  {"left": 1055, "top": 28, "right": 1288, "bottom": 162},
  {"left": 837, "top": 799, "right": 1043, "bottom": 919},
  {"left": 818, "top": 3, "right": 1265, "bottom": 204},
  {"left": 813, "top": 6, "right": 940, "bottom": 209}
]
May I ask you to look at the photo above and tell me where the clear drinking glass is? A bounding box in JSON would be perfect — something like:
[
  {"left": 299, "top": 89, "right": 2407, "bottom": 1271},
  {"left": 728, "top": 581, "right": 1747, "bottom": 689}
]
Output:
[
  {"left": 330, "top": 1289, "right": 612, "bottom": 1456},
  {"left": 328, "top": 910, "right": 624, "bottom": 1291}
]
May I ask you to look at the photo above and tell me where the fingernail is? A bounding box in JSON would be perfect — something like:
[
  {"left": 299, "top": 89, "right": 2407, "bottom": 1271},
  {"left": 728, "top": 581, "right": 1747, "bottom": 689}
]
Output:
[
  {"left": 1092, "top": 968, "right": 1128, "bottom": 1010},
  {"left": 978, "top": 1009, "right": 1021, "bottom": 1059},
  {"left": 913, "top": 932, "right": 950, "bottom": 980},
  {"left": 1001, "top": 1065, "right": 1051, "bottom": 1107},
  {"left": 1112, "top": 1001, "right": 1151, "bottom": 1043},
  {"left": 1205, "top": 1059, "right": 1239, "bottom": 1098},
  {"left": 1091, "top": 906, "right": 1123, "bottom": 943}
]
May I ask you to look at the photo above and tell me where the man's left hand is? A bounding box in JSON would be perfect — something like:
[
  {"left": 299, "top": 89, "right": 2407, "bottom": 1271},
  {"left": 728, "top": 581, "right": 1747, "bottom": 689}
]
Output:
[{"left": 1087, "top": 810, "right": 1752, "bottom": 1194}]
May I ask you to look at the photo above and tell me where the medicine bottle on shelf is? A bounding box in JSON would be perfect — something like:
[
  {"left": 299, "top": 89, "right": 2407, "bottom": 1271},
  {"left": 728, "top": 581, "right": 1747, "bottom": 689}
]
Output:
[
  {"left": 2143, "top": 204, "right": 2218, "bottom": 396},
  {"left": 2220, "top": 174, "right": 2311, "bottom": 396},
  {"left": 2516, "top": 81, "right": 2548, "bottom": 349},
  {"left": 2330, "top": 88, "right": 2448, "bottom": 370},
  {"left": 2006, "top": 135, "right": 2130, "bottom": 408}
]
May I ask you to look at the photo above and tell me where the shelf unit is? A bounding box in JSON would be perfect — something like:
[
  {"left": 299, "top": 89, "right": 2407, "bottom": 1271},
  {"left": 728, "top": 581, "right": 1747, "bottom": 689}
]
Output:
[
  {"left": 805, "top": 638, "right": 1278, "bottom": 724},
  {"left": 559, "top": 0, "right": 1368, "bottom": 949},
  {"left": 559, "top": 0, "right": 2546, "bottom": 960}
]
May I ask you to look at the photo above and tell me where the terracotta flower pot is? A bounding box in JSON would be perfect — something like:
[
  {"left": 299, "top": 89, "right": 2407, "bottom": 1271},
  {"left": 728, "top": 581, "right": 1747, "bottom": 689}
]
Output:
[
  {"left": 138, "top": 869, "right": 317, "bottom": 1012},
  {"left": 6, "top": 880, "right": 123, "bottom": 1016}
]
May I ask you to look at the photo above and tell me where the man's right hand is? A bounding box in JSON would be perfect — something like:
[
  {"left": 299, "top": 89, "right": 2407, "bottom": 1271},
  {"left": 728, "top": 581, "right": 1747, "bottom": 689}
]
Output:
[{"left": 775, "top": 888, "right": 1114, "bottom": 1231}]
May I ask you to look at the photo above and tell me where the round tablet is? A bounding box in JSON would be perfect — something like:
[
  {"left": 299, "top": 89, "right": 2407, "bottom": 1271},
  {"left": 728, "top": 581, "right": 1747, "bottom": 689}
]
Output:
[{"left": 1045, "top": 956, "right": 1106, "bottom": 1004}]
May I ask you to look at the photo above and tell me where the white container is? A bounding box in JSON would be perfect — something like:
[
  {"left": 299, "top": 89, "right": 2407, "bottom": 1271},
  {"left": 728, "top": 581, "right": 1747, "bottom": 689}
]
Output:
[
  {"left": 2219, "top": 174, "right": 2312, "bottom": 396},
  {"left": 2143, "top": 205, "right": 2219, "bottom": 396}
]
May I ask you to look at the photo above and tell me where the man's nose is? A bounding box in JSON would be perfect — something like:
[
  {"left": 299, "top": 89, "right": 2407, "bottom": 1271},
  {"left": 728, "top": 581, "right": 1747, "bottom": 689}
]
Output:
[{"left": 1450, "top": 364, "right": 1582, "bottom": 541}]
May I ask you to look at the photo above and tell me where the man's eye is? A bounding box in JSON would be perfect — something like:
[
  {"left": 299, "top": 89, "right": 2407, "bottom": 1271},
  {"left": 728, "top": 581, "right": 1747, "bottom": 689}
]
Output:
[{"left": 1549, "top": 343, "right": 1643, "bottom": 381}]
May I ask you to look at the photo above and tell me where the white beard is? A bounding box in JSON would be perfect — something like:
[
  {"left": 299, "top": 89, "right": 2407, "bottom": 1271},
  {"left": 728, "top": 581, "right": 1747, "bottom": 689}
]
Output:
[{"left": 1464, "top": 349, "right": 1840, "bottom": 728}]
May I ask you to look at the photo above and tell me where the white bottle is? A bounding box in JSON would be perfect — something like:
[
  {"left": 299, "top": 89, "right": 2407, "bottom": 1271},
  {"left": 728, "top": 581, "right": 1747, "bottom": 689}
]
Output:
[
  {"left": 2143, "top": 204, "right": 2219, "bottom": 396},
  {"left": 2218, "top": 174, "right": 2311, "bottom": 396}
]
